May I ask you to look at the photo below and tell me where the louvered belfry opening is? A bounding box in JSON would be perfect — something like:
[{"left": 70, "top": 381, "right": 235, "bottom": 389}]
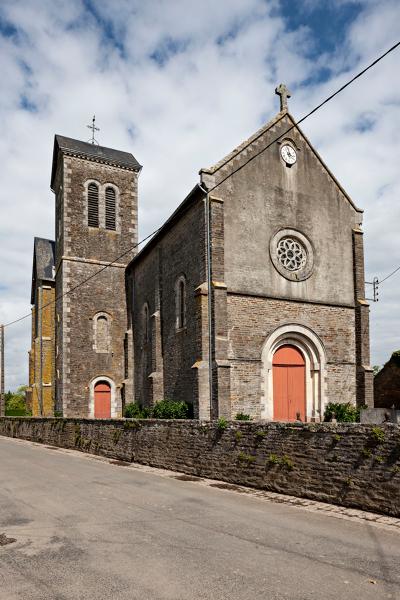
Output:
[
  {"left": 87, "top": 183, "right": 99, "bottom": 227},
  {"left": 105, "top": 186, "right": 116, "bottom": 230}
]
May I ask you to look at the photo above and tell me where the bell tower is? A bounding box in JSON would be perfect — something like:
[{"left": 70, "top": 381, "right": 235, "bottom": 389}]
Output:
[{"left": 51, "top": 135, "right": 141, "bottom": 417}]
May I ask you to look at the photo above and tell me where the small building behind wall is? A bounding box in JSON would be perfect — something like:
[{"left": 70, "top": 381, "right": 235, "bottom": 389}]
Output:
[{"left": 374, "top": 352, "right": 400, "bottom": 410}]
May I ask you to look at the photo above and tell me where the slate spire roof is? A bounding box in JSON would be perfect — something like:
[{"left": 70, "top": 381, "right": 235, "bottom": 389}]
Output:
[
  {"left": 51, "top": 135, "right": 141, "bottom": 189},
  {"left": 31, "top": 237, "right": 55, "bottom": 304}
]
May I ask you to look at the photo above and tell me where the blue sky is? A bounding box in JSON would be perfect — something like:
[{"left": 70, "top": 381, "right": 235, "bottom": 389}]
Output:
[
  {"left": 0, "top": 0, "right": 399, "bottom": 390},
  {"left": 281, "top": 1, "right": 362, "bottom": 54}
]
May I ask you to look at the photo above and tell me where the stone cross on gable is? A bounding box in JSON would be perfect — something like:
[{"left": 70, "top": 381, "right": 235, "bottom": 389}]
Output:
[{"left": 275, "top": 83, "right": 291, "bottom": 111}]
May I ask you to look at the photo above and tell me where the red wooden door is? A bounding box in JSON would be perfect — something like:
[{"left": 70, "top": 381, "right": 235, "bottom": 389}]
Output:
[
  {"left": 273, "top": 345, "right": 306, "bottom": 421},
  {"left": 94, "top": 382, "right": 111, "bottom": 419}
]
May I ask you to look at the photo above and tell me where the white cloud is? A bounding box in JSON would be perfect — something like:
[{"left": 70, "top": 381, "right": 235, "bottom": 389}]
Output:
[{"left": 0, "top": 0, "right": 399, "bottom": 390}]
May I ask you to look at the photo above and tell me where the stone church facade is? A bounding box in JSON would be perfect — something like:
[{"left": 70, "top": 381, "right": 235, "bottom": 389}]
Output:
[{"left": 28, "top": 89, "right": 373, "bottom": 420}]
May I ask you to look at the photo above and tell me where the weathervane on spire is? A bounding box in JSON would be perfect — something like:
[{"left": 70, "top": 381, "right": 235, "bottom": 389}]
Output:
[
  {"left": 275, "top": 83, "right": 291, "bottom": 112},
  {"left": 87, "top": 115, "right": 100, "bottom": 145}
]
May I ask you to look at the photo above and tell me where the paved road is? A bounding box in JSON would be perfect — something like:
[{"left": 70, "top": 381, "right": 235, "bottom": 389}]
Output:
[{"left": 0, "top": 437, "right": 399, "bottom": 600}]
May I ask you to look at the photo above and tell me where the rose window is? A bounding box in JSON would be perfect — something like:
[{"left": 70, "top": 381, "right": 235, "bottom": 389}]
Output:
[{"left": 277, "top": 237, "right": 307, "bottom": 272}]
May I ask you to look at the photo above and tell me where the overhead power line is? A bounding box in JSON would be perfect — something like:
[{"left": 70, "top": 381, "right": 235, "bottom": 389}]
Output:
[
  {"left": 3, "top": 227, "right": 162, "bottom": 328},
  {"left": 379, "top": 264, "right": 400, "bottom": 285},
  {"left": 3, "top": 40, "right": 400, "bottom": 329}
]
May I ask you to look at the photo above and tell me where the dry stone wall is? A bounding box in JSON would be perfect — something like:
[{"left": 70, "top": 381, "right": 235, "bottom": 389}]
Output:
[{"left": 1, "top": 418, "right": 399, "bottom": 517}]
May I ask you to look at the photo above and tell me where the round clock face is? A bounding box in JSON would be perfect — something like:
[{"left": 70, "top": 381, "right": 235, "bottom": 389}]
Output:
[{"left": 280, "top": 144, "right": 297, "bottom": 165}]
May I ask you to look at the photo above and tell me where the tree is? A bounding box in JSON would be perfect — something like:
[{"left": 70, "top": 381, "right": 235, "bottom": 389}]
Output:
[{"left": 5, "top": 385, "right": 29, "bottom": 415}]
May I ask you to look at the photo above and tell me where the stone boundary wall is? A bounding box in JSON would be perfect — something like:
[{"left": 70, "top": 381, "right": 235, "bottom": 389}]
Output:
[{"left": 1, "top": 418, "right": 399, "bottom": 517}]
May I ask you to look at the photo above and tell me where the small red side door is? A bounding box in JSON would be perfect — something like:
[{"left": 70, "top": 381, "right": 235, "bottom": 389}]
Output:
[{"left": 94, "top": 382, "right": 111, "bottom": 419}]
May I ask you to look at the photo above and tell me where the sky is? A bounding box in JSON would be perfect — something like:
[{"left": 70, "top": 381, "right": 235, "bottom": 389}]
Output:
[{"left": 0, "top": 0, "right": 399, "bottom": 391}]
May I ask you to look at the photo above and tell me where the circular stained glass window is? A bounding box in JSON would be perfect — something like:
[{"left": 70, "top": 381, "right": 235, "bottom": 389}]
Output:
[
  {"left": 277, "top": 237, "right": 307, "bottom": 272},
  {"left": 269, "top": 228, "right": 314, "bottom": 282}
]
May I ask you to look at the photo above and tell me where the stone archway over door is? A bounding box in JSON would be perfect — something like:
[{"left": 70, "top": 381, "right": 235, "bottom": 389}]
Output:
[
  {"left": 273, "top": 345, "right": 306, "bottom": 421},
  {"left": 94, "top": 381, "right": 111, "bottom": 418},
  {"left": 261, "top": 324, "right": 327, "bottom": 421}
]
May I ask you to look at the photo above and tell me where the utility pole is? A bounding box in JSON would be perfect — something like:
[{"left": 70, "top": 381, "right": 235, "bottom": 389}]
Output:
[
  {"left": 366, "top": 277, "right": 379, "bottom": 302},
  {"left": 0, "top": 325, "right": 4, "bottom": 416}
]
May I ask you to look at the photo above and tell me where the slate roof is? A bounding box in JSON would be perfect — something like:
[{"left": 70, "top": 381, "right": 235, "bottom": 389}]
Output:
[
  {"left": 51, "top": 135, "right": 141, "bottom": 189},
  {"left": 31, "top": 237, "right": 55, "bottom": 304}
]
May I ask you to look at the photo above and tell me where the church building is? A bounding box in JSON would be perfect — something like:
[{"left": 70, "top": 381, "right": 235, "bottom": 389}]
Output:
[{"left": 28, "top": 86, "right": 373, "bottom": 420}]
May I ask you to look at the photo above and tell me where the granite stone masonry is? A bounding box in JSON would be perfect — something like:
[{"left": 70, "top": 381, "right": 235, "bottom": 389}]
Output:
[
  {"left": 51, "top": 139, "right": 140, "bottom": 417},
  {"left": 1, "top": 418, "right": 399, "bottom": 517}
]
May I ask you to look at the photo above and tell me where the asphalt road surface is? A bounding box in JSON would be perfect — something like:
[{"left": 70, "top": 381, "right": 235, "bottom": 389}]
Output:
[{"left": 0, "top": 436, "right": 399, "bottom": 600}]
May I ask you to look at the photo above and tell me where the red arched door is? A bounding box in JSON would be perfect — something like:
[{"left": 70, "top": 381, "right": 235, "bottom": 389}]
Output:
[
  {"left": 273, "top": 345, "right": 306, "bottom": 421},
  {"left": 94, "top": 381, "right": 111, "bottom": 419}
]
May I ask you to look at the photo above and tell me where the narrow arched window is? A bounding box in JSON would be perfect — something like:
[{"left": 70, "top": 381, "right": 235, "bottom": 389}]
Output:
[
  {"left": 95, "top": 314, "right": 110, "bottom": 353},
  {"left": 176, "top": 276, "right": 186, "bottom": 330},
  {"left": 143, "top": 304, "right": 149, "bottom": 343},
  {"left": 88, "top": 183, "right": 99, "bottom": 227},
  {"left": 105, "top": 186, "right": 116, "bottom": 230}
]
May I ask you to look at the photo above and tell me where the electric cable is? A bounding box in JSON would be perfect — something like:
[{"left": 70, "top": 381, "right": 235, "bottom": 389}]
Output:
[
  {"left": 378, "top": 264, "right": 400, "bottom": 284},
  {"left": 3, "top": 226, "right": 162, "bottom": 328}
]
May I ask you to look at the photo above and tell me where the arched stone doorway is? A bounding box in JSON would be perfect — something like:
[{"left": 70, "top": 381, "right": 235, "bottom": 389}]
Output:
[
  {"left": 89, "top": 376, "right": 118, "bottom": 418},
  {"left": 94, "top": 381, "right": 111, "bottom": 418},
  {"left": 273, "top": 345, "right": 306, "bottom": 421},
  {"left": 261, "top": 324, "right": 327, "bottom": 422}
]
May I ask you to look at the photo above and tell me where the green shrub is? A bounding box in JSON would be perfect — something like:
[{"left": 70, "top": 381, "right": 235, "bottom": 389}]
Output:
[
  {"left": 5, "top": 408, "right": 30, "bottom": 416},
  {"left": 266, "top": 453, "right": 294, "bottom": 469},
  {"left": 234, "top": 430, "right": 243, "bottom": 441},
  {"left": 371, "top": 426, "right": 385, "bottom": 444},
  {"left": 5, "top": 386, "right": 30, "bottom": 416},
  {"left": 238, "top": 452, "right": 256, "bottom": 464},
  {"left": 267, "top": 453, "right": 280, "bottom": 465},
  {"left": 235, "top": 413, "right": 251, "bottom": 421},
  {"left": 217, "top": 417, "right": 228, "bottom": 431},
  {"left": 152, "top": 399, "right": 189, "bottom": 419},
  {"left": 124, "top": 402, "right": 147, "bottom": 419},
  {"left": 254, "top": 430, "right": 267, "bottom": 445},
  {"left": 281, "top": 455, "right": 294, "bottom": 470},
  {"left": 324, "top": 402, "right": 360, "bottom": 422}
]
